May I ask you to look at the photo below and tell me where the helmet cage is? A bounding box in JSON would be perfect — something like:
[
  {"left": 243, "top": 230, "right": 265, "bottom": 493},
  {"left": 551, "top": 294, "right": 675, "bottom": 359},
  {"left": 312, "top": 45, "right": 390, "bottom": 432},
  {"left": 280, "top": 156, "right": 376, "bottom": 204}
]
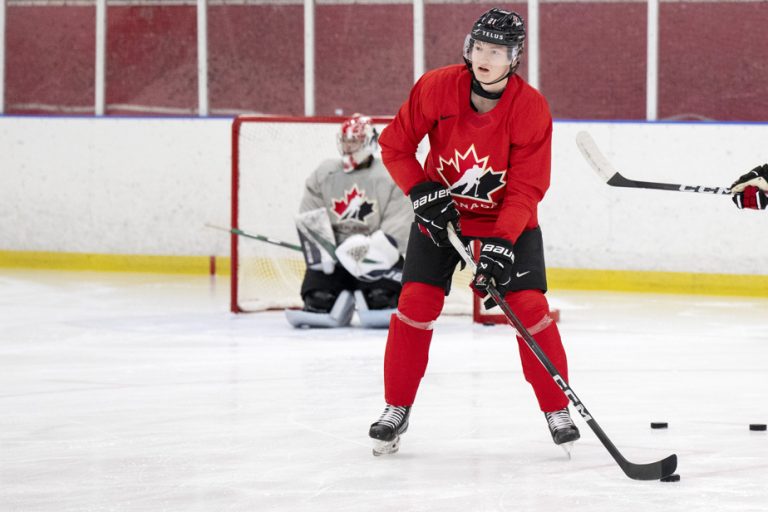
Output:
[
  {"left": 463, "top": 34, "right": 520, "bottom": 67},
  {"left": 336, "top": 114, "right": 378, "bottom": 171}
]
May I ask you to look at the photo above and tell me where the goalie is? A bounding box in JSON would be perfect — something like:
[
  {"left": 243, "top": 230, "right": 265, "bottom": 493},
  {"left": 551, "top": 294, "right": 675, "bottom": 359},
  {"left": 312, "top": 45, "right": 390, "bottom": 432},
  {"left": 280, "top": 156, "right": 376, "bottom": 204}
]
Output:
[{"left": 285, "top": 114, "right": 412, "bottom": 329}]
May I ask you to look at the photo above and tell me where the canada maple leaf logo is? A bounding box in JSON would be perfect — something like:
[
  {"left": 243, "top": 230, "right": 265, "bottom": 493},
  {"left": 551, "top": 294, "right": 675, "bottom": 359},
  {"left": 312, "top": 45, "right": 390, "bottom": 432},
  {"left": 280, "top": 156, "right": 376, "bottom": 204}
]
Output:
[
  {"left": 434, "top": 145, "right": 506, "bottom": 204},
  {"left": 332, "top": 185, "right": 375, "bottom": 222}
]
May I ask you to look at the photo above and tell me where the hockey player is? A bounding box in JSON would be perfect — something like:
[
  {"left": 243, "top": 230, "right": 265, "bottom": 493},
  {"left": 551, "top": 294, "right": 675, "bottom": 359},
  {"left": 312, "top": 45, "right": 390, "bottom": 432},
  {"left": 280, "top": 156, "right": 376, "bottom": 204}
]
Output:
[
  {"left": 368, "top": 8, "right": 580, "bottom": 455},
  {"left": 285, "top": 114, "right": 412, "bottom": 329},
  {"left": 731, "top": 164, "right": 768, "bottom": 210}
]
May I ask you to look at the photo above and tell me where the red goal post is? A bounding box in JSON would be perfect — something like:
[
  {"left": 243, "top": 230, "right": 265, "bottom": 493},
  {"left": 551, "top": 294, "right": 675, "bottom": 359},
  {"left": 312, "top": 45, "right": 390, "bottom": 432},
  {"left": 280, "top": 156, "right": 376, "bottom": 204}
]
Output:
[{"left": 230, "top": 115, "right": 506, "bottom": 324}]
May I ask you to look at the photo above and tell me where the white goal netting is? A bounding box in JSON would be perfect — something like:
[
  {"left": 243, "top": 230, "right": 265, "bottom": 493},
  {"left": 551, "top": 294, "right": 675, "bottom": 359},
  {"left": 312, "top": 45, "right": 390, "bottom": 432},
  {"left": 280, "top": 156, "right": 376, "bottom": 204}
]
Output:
[{"left": 231, "top": 116, "right": 477, "bottom": 316}]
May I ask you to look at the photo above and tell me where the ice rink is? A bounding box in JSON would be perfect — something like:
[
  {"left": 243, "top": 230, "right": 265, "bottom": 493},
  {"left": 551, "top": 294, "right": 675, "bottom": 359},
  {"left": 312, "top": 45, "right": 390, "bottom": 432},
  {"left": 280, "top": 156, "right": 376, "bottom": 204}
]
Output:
[{"left": 1, "top": 269, "right": 766, "bottom": 512}]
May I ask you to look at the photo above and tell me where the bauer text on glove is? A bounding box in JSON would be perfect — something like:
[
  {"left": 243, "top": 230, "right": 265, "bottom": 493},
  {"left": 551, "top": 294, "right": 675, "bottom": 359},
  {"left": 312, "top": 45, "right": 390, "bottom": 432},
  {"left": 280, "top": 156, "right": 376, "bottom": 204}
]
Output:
[
  {"left": 409, "top": 181, "right": 460, "bottom": 247},
  {"left": 471, "top": 237, "right": 515, "bottom": 298}
]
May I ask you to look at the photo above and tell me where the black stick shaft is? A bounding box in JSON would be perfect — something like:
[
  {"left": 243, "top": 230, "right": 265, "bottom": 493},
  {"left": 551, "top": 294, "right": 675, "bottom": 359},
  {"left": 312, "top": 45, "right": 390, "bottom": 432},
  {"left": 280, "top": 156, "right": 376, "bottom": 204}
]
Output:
[
  {"left": 576, "top": 130, "right": 730, "bottom": 195},
  {"left": 447, "top": 227, "right": 677, "bottom": 481},
  {"left": 607, "top": 173, "right": 731, "bottom": 195}
]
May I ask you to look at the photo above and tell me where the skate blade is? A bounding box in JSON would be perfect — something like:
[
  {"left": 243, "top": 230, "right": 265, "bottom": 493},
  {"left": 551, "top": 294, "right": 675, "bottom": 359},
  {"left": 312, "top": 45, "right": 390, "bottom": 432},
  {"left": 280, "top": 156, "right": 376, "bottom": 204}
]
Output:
[
  {"left": 559, "top": 441, "right": 574, "bottom": 460},
  {"left": 372, "top": 436, "right": 401, "bottom": 456}
]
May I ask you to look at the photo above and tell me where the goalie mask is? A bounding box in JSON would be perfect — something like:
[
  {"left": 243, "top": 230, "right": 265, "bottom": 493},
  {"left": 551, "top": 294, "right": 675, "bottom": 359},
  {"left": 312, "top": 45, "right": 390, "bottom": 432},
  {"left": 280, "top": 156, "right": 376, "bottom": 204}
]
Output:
[
  {"left": 463, "top": 8, "right": 525, "bottom": 95},
  {"left": 337, "top": 114, "right": 379, "bottom": 172}
]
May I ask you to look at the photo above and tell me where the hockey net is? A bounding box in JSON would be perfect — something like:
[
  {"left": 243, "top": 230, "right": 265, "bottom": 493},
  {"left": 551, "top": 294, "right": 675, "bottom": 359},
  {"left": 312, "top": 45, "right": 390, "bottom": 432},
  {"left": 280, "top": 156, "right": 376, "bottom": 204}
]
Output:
[{"left": 230, "top": 116, "right": 505, "bottom": 323}]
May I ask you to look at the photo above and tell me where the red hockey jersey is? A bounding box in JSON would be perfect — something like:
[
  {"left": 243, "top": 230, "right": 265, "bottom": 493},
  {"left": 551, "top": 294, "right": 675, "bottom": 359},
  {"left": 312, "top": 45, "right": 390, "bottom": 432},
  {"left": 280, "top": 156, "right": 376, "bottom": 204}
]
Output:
[{"left": 379, "top": 64, "right": 552, "bottom": 243}]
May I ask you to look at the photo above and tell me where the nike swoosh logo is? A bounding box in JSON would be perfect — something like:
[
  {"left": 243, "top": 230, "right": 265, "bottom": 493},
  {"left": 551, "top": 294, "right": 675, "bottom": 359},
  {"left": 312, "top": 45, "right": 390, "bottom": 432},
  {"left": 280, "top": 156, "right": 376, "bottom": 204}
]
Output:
[{"left": 516, "top": 271, "right": 531, "bottom": 278}]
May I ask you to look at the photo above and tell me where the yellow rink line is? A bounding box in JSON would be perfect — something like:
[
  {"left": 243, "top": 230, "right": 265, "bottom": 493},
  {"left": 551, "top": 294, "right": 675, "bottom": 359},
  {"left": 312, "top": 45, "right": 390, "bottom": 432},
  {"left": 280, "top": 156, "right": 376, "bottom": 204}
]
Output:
[
  {"left": 547, "top": 268, "right": 768, "bottom": 298},
  {"left": 0, "top": 250, "right": 231, "bottom": 276},
  {"left": 1, "top": 250, "right": 767, "bottom": 298}
]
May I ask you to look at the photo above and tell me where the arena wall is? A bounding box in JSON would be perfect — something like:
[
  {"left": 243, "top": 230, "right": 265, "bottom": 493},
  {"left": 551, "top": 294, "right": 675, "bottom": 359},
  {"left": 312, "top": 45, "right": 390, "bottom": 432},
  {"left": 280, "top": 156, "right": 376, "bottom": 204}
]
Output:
[{"left": 2, "top": 116, "right": 767, "bottom": 294}]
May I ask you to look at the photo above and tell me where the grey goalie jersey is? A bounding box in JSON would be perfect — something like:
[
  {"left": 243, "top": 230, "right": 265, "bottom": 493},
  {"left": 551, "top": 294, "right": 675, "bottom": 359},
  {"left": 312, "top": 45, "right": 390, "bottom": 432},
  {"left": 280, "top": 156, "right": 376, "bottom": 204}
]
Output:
[{"left": 299, "top": 158, "right": 412, "bottom": 253}]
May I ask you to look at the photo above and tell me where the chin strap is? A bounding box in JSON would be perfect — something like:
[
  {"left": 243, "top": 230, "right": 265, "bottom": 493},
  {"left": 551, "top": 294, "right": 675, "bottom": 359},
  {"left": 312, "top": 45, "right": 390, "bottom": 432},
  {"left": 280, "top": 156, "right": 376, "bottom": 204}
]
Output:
[
  {"left": 471, "top": 77, "right": 505, "bottom": 99},
  {"left": 467, "top": 59, "right": 513, "bottom": 100}
]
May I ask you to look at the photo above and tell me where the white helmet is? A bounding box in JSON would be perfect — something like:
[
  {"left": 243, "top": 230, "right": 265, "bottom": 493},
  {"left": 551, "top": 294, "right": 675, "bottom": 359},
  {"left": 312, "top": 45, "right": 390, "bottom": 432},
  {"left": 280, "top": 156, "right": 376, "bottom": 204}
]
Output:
[{"left": 337, "top": 113, "right": 378, "bottom": 172}]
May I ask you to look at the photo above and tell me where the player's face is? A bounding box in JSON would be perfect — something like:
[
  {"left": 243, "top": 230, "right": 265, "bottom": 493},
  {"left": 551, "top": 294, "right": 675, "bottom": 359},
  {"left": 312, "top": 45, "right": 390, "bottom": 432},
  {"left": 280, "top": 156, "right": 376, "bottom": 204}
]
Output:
[
  {"left": 471, "top": 41, "right": 512, "bottom": 86},
  {"left": 339, "top": 136, "right": 363, "bottom": 156}
]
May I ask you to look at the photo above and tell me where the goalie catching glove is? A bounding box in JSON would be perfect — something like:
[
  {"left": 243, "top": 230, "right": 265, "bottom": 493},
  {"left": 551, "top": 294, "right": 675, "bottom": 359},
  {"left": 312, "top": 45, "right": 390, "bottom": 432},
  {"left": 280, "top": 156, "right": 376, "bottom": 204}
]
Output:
[
  {"left": 336, "top": 230, "right": 403, "bottom": 283},
  {"left": 471, "top": 238, "right": 515, "bottom": 306},
  {"left": 409, "top": 181, "right": 461, "bottom": 247},
  {"left": 731, "top": 164, "right": 768, "bottom": 210}
]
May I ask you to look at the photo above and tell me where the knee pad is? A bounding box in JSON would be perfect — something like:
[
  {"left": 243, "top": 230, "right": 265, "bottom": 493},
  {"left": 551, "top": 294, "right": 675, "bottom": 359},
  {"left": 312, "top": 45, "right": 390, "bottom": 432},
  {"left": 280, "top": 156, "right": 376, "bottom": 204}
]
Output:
[
  {"left": 302, "top": 289, "right": 338, "bottom": 313},
  {"left": 396, "top": 282, "right": 445, "bottom": 323},
  {"left": 504, "top": 290, "right": 551, "bottom": 330},
  {"left": 364, "top": 288, "right": 400, "bottom": 310}
]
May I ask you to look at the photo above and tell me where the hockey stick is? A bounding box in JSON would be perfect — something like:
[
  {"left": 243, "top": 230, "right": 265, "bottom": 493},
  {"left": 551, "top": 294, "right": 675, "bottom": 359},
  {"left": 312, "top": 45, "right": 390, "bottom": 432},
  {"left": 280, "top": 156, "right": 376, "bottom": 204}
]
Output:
[
  {"left": 205, "top": 224, "right": 378, "bottom": 264},
  {"left": 576, "top": 131, "right": 731, "bottom": 195},
  {"left": 206, "top": 224, "right": 302, "bottom": 251},
  {"left": 446, "top": 226, "right": 677, "bottom": 481}
]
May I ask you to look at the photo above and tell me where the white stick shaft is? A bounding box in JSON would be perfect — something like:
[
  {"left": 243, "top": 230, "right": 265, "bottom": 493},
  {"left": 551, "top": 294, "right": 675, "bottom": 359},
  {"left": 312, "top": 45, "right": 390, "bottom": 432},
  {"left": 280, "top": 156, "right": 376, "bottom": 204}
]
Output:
[{"left": 447, "top": 226, "right": 476, "bottom": 273}]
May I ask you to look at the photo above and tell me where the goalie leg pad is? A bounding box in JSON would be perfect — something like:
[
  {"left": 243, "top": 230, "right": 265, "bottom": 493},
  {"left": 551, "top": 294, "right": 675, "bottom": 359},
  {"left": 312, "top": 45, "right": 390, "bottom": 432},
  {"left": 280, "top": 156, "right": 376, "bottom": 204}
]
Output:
[
  {"left": 285, "top": 290, "right": 355, "bottom": 328},
  {"left": 354, "top": 290, "right": 395, "bottom": 329}
]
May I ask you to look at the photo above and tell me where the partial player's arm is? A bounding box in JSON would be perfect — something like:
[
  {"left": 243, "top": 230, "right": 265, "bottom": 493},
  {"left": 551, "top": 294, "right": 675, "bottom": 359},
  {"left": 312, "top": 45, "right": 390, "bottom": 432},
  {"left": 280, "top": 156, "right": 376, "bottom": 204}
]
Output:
[
  {"left": 379, "top": 72, "right": 439, "bottom": 195},
  {"left": 380, "top": 71, "right": 461, "bottom": 247},
  {"left": 731, "top": 164, "right": 768, "bottom": 210},
  {"left": 494, "top": 91, "right": 553, "bottom": 242}
]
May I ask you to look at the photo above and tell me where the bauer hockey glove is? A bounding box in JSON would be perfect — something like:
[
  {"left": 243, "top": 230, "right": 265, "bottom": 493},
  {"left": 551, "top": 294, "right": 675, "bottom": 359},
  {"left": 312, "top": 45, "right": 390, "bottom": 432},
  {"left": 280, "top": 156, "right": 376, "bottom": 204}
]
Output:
[
  {"left": 731, "top": 164, "right": 768, "bottom": 210},
  {"left": 409, "top": 181, "right": 460, "bottom": 247},
  {"left": 471, "top": 238, "right": 515, "bottom": 308}
]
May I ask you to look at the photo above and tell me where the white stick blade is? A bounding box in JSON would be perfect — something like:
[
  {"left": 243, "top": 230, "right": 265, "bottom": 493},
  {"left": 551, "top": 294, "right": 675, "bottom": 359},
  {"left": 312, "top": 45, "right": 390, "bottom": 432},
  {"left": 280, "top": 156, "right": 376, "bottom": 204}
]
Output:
[{"left": 575, "top": 131, "right": 618, "bottom": 183}]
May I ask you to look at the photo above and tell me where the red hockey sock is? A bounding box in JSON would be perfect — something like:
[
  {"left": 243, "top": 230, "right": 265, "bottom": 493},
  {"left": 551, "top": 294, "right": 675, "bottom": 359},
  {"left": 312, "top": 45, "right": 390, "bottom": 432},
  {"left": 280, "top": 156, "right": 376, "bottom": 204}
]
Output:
[
  {"left": 505, "top": 290, "right": 570, "bottom": 412},
  {"left": 383, "top": 282, "right": 444, "bottom": 406}
]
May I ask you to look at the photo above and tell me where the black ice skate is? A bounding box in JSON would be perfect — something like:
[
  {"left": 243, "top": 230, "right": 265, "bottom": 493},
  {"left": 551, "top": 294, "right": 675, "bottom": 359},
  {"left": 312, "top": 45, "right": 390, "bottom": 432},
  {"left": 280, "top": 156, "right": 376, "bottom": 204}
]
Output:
[
  {"left": 545, "top": 407, "right": 580, "bottom": 458},
  {"left": 369, "top": 405, "right": 411, "bottom": 456}
]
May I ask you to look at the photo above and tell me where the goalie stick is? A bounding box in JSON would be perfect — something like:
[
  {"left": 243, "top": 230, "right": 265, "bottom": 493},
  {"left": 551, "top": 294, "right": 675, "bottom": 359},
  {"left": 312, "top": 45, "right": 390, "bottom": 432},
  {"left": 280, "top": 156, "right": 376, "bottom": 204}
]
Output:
[
  {"left": 205, "top": 224, "right": 377, "bottom": 264},
  {"left": 576, "top": 131, "right": 731, "bottom": 195},
  {"left": 206, "top": 223, "right": 302, "bottom": 252},
  {"left": 446, "top": 226, "right": 678, "bottom": 481}
]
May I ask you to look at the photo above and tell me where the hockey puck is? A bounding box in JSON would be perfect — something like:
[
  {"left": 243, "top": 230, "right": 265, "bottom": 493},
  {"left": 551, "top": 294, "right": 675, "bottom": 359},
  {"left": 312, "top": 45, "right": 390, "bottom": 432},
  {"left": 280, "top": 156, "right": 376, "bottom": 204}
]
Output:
[
  {"left": 749, "top": 424, "right": 767, "bottom": 431},
  {"left": 650, "top": 422, "right": 668, "bottom": 429},
  {"left": 660, "top": 474, "right": 680, "bottom": 482}
]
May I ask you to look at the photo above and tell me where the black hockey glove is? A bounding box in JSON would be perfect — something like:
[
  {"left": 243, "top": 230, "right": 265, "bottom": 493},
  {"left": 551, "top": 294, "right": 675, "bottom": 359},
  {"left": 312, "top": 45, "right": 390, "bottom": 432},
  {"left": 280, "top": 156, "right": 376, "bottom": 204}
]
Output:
[
  {"left": 732, "top": 187, "right": 768, "bottom": 210},
  {"left": 731, "top": 164, "right": 768, "bottom": 210},
  {"left": 409, "top": 181, "right": 461, "bottom": 247},
  {"left": 471, "top": 238, "right": 515, "bottom": 306}
]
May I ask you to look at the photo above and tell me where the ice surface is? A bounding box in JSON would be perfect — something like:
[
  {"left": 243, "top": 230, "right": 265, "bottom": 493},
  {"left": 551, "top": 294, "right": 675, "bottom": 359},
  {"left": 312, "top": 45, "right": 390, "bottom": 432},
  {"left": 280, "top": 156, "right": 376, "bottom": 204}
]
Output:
[{"left": 1, "top": 269, "right": 766, "bottom": 511}]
